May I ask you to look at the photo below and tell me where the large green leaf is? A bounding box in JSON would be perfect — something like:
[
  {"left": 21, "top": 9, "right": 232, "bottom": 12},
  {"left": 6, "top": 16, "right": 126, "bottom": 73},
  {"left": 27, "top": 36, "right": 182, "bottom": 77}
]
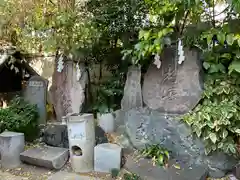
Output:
[
  {"left": 226, "top": 33, "right": 235, "bottom": 45},
  {"left": 229, "top": 60, "right": 240, "bottom": 74},
  {"left": 222, "top": 130, "right": 228, "bottom": 139},
  {"left": 209, "top": 133, "right": 217, "bottom": 144},
  {"left": 217, "top": 33, "right": 225, "bottom": 44},
  {"left": 203, "top": 62, "right": 210, "bottom": 70}
]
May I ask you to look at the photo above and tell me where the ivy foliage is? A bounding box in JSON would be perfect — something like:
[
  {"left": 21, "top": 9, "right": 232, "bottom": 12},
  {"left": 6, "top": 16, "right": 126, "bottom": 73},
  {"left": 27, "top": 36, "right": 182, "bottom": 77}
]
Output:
[{"left": 183, "top": 14, "right": 240, "bottom": 155}]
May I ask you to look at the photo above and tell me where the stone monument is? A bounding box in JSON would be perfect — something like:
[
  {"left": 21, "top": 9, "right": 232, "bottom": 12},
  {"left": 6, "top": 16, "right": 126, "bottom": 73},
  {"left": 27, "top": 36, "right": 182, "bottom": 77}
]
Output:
[
  {"left": 121, "top": 47, "right": 237, "bottom": 177},
  {"left": 24, "top": 75, "right": 48, "bottom": 124},
  {"left": 121, "top": 65, "right": 143, "bottom": 111},
  {"left": 142, "top": 47, "right": 203, "bottom": 114},
  {"left": 50, "top": 60, "right": 87, "bottom": 121}
]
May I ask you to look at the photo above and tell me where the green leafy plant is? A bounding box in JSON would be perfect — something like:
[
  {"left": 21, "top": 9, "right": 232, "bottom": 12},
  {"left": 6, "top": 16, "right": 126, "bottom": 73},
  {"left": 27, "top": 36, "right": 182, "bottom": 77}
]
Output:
[
  {"left": 183, "top": 73, "right": 240, "bottom": 156},
  {"left": 93, "top": 76, "right": 124, "bottom": 114},
  {"left": 0, "top": 96, "right": 39, "bottom": 141},
  {"left": 140, "top": 144, "right": 170, "bottom": 166},
  {"left": 111, "top": 168, "right": 120, "bottom": 178},
  {"left": 123, "top": 173, "right": 141, "bottom": 180}
]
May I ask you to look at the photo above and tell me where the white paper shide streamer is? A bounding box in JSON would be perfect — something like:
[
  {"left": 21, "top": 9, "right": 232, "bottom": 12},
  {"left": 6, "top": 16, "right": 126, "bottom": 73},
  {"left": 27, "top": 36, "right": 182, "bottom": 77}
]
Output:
[
  {"left": 153, "top": 54, "right": 161, "bottom": 69},
  {"left": 57, "top": 54, "right": 64, "bottom": 72},
  {"left": 76, "top": 63, "right": 82, "bottom": 81},
  {"left": 178, "top": 39, "right": 185, "bottom": 65}
]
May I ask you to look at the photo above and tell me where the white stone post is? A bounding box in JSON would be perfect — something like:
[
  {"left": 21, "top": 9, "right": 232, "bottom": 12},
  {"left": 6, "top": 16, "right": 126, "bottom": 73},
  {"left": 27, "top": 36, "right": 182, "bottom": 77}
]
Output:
[{"left": 67, "top": 113, "right": 95, "bottom": 172}]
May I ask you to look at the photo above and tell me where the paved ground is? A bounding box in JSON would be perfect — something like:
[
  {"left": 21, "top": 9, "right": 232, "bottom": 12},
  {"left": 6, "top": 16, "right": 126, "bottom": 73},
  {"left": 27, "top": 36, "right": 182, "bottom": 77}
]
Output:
[
  {"left": 47, "top": 171, "right": 111, "bottom": 180},
  {"left": 0, "top": 171, "right": 28, "bottom": 180},
  {"left": 0, "top": 170, "right": 112, "bottom": 180}
]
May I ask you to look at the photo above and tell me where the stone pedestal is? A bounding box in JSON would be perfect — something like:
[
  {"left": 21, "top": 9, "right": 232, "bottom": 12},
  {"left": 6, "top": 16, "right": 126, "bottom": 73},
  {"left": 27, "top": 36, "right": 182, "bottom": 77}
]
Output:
[
  {"left": 0, "top": 131, "right": 25, "bottom": 168},
  {"left": 94, "top": 143, "right": 122, "bottom": 173},
  {"left": 67, "top": 114, "right": 95, "bottom": 173}
]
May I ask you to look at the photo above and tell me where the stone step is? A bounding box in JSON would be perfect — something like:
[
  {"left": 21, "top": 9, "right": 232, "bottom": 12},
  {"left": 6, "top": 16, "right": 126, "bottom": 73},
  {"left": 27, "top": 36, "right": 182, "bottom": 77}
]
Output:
[
  {"left": 20, "top": 146, "right": 69, "bottom": 170},
  {"left": 124, "top": 153, "right": 208, "bottom": 180}
]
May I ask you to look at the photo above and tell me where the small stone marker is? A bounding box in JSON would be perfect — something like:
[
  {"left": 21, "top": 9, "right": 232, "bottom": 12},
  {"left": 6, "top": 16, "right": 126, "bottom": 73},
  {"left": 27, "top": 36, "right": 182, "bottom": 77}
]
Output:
[
  {"left": 43, "top": 122, "right": 69, "bottom": 148},
  {"left": 94, "top": 143, "right": 122, "bottom": 173},
  {"left": 20, "top": 146, "right": 69, "bottom": 170},
  {"left": 24, "top": 75, "right": 48, "bottom": 124},
  {"left": 0, "top": 131, "right": 25, "bottom": 168}
]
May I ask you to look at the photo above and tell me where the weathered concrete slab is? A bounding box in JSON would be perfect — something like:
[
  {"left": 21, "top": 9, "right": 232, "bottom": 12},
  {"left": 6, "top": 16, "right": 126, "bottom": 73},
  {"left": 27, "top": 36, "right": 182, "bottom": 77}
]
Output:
[
  {"left": 20, "top": 146, "right": 69, "bottom": 170},
  {"left": 124, "top": 153, "right": 208, "bottom": 180}
]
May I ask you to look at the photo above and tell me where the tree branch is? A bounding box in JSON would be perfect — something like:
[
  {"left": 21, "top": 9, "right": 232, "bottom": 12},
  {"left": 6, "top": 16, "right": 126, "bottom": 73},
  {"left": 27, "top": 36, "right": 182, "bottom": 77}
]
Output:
[{"left": 180, "top": 10, "right": 190, "bottom": 35}]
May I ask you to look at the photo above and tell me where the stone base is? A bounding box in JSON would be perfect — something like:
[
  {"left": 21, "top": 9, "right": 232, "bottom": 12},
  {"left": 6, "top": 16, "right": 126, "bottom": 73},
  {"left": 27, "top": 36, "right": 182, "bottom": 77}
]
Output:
[
  {"left": 124, "top": 108, "right": 237, "bottom": 175},
  {"left": 20, "top": 146, "right": 69, "bottom": 170},
  {"left": 0, "top": 131, "right": 25, "bottom": 169},
  {"left": 124, "top": 153, "right": 208, "bottom": 180},
  {"left": 94, "top": 143, "right": 122, "bottom": 173}
]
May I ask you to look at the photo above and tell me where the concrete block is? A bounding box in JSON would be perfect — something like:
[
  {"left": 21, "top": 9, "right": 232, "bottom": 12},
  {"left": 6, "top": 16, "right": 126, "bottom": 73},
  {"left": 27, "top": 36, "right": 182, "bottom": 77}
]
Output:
[
  {"left": 0, "top": 131, "right": 25, "bottom": 168},
  {"left": 94, "top": 143, "right": 122, "bottom": 173},
  {"left": 20, "top": 146, "right": 69, "bottom": 170}
]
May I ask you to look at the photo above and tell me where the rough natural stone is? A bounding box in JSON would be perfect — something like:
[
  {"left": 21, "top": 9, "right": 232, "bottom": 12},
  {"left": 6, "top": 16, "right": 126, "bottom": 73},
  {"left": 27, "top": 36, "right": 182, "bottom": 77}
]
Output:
[
  {"left": 142, "top": 47, "right": 203, "bottom": 114},
  {"left": 95, "top": 126, "right": 108, "bottom": 145},
  {"left": 50, "top": 60, "right": 87, "bottom": 121},
  {"left": 114, "top": 109, "right": 125, "bottom": 127},
  {"left": 121, "top": 65, "right": 143, "bottom": 111},
  {"left": 0, "top": 131, "right": 25, "bottom": 168},
  {"left": 124, "top": 108, "right": 237, "bottom": 175},
  {"left": 43, "top": 123, "right": 69, "bottom": 148},
  {"left": 20, "top": 146, "right": 69, "bottom": 170},
  {"left": 94, "top": 143, "right": 122, "bottom": 173},
  {"left": 24, "top": 75, "right": 48, "bottom": 124},
  {"left": 232, "top": 163, "right": 240, "bottom": 179},
  {"left": 124, "top": 154, "right": 208, "bottom": 180}
]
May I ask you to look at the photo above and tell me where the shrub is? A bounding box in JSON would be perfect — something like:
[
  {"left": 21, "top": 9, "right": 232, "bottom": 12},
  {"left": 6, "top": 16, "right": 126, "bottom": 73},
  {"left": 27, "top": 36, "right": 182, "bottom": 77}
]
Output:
[
  {"left": 0, "top": 96, "right": 39, "bottom": 141},
  {"left": 183, "top": 74, "right": 240, "bottom": 156}
]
